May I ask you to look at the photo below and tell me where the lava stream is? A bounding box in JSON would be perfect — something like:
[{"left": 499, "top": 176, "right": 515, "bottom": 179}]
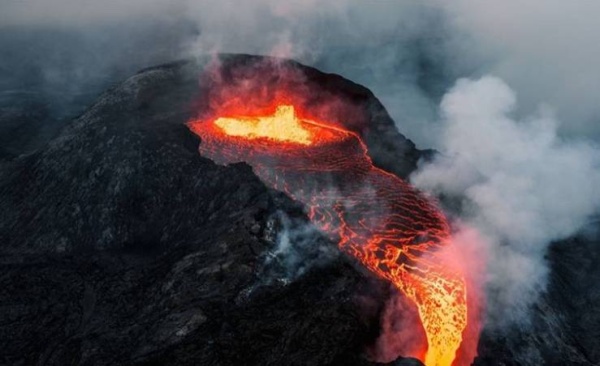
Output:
[{"left": 189, "top": 105, "right": 470, "bottom": 366}]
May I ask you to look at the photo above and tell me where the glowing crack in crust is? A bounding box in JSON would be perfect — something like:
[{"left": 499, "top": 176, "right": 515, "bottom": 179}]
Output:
[{"left": 190, "top": 105, "right": 469, "bottom": 366}]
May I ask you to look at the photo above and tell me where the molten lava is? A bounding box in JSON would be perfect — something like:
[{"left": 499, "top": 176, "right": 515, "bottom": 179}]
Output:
[
  {"left": 190, "top": 105, "right": 471, "bottom": 366},
  {"left": 215, "top": 105, "right": 313, "bottom": 145}
]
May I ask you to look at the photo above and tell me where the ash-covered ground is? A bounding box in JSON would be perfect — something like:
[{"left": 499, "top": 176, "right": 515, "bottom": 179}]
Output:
[{"left": 0, "top": 55, "right": 598, "bottom": 366}]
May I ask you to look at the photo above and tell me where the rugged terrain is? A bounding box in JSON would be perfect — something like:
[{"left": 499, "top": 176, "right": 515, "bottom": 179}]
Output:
[
  {"left": 0, "top": 55, "right": 598, "bottom": 365},
  {"left": 0, "top": 55, "right": 421, "bottom": 366}
]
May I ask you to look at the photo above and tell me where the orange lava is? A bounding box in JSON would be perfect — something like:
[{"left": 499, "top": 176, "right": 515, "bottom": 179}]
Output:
[
  {"left": 190, "top": 105, "right": 473, "bottom": 366},
  {"left": 215, "top": 105, "right": 313, "bottom": 145}
]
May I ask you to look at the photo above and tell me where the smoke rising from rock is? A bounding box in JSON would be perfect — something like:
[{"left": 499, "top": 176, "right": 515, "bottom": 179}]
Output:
[
  {"left": 411, "top": 76, "right": 600, "bottom": 327},
  {"left": 262, "top": 211, "right": 338, "bottom": 283}
]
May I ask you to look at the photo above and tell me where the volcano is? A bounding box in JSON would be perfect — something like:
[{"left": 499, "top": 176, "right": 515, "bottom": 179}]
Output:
[{"left": 0, "top": 54, "right": 599, "bottom": 366}]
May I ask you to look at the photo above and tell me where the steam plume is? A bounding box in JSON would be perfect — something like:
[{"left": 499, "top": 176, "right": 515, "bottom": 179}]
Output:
[
  {"left": 411, "top": 76, "right": 600, "bottom": 326},
  {"left": 263, "top": 211, "right": 337, "bottom": 283}
]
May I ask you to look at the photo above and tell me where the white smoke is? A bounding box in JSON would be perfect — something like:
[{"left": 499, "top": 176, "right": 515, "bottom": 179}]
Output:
[
  {"left": 411, "top": 76, "right": 600, "bottom": 326},
  {"left": 263, "top": 211, "right": 338, "bottom": 283},
  {"left": 436, "top": 0, "right": 600, "bottom": 141}
]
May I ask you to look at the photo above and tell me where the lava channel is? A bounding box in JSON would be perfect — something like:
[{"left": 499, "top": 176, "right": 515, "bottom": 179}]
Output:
[{"left": 189, "top": 104, "right": 472, "bottom": 366}]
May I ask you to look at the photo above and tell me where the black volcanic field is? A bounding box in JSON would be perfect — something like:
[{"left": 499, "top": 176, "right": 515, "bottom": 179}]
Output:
[{"left": 1, "top": 55, "right": 599, "bottom": 366}]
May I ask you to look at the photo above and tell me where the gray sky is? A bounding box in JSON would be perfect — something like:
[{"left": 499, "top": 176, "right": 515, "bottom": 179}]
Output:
[{"left": 2, "top": 0, "right": 600, "bottom": 145}]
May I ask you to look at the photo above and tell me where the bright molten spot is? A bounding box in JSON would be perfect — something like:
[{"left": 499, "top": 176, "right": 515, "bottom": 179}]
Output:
[{"left": 214, "top": 105, "right": 313, "bottom": 145}]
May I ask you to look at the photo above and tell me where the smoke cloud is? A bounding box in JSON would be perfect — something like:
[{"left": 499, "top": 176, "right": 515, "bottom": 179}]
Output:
[
  {"left": 411, "top": 76, "right": 600, "bottom": 326},
  {"left": 261, "top": 211, "right": 338, "bottom": 284},
  {"left": 436, "top": 0, "right": 600, "bottom": 141}
]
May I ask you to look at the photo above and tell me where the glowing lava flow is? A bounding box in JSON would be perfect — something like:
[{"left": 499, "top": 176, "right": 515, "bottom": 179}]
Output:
[{"left": 190, "top": 105, "right": 469, "bottom": 366}]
